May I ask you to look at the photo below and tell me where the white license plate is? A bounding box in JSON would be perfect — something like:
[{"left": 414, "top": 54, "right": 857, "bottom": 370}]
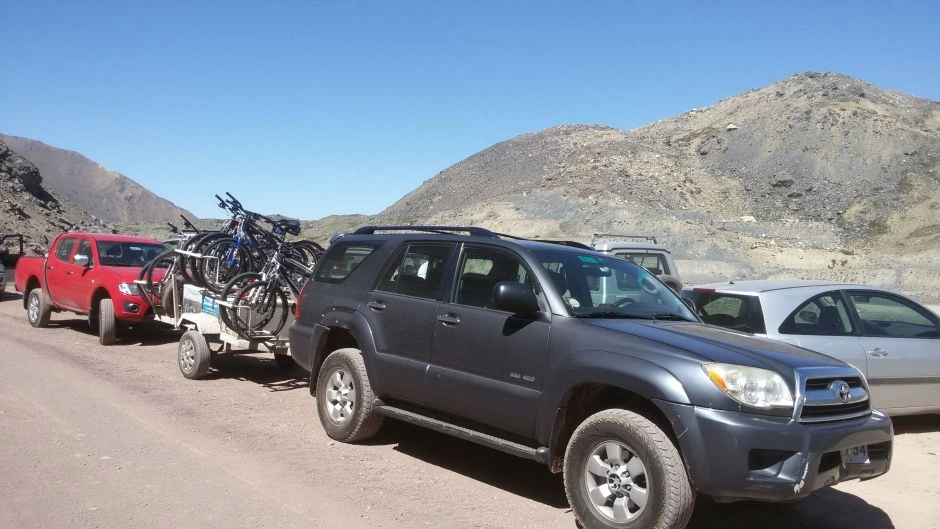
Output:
[{"left": 842, "top": 445, "right": 870, "bottom": 465}]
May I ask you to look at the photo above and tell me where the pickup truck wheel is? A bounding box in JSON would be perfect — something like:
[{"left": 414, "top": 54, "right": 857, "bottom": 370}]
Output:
[
  {"left": 178, "top": 330, "right": 211, "bottom": 379},
  {"left": 98, "top": 298, "right": 117, "bottom": 345},
  {"left": 27, "top": 289, "right": 52, "bottom": 328},
  {"left": 564, "top": 409, "right": 694, "bottom": 529},
  {"left": 315, "top": 349, "right": 383, "bottom": 442}
]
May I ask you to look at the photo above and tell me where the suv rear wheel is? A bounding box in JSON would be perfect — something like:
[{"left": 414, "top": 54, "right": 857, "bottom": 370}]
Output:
[
  {"left": 563, "top": 409, "right": 694, "bottom": 529},
  {"left": 315, "top": 348, "right": 383, "bottom": 442}
]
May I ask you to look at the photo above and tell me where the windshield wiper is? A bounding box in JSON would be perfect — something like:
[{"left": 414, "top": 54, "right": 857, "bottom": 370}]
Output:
[
  {"left": 649, "top": 313, "right": 693, "bottom": 321},
  {"left": 578, "top": 311, "right": 654, "bottom": 319}
]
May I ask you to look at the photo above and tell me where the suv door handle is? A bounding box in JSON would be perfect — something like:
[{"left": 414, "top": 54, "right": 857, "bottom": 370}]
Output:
[
  {"left": 436, "top": 314, "right": 461, "bottom": 326},
  {"left": 867, "top": 348, "right": 888, "bottom": 357},
  {"left": 65, "top": 270, "right": 74, "bottom": 276},
  {"left": 367, "top": 301, "right": 386, "bottom": 311}
]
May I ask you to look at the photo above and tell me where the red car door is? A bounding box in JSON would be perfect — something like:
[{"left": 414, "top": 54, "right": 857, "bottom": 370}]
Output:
[
  {"left": 57, "top": 237, "right": 97, "bottom": 312},
  {"left": 44, "top": 236, "right": 81, "bottom": 310}
]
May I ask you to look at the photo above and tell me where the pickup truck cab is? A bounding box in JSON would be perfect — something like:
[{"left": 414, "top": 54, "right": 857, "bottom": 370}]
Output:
[
  {"left": 290, "top": 226, "right": 892, "bottom": 529},
  {"left": 15, "top": 232, "right": 167, "bottom": 344},
  {"left": 590, "top": 233, "right": 682, "bottom": 293}
]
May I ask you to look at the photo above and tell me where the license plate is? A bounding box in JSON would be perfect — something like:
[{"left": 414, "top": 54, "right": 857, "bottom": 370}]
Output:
[{"left": 842, "top": 444, "right": 870, "bottom": 465}]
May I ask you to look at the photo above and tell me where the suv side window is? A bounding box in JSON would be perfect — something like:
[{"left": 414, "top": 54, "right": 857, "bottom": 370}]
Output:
[
  {"left": 694, "top": 292, "right": 766, "bottom": 334},
  {"left": 848, "top": 291, "right": 940, "bottom": 339},
  {"left": 375, "top": 244, "right": 452, "bottom": 299},
  {"left": 314, "top": 242, "right": 379, "bottom": 284},
  {"left": 54, "top": 237, "right": 78, "bottom": 263},
  {"left": 455, "top": 247, "right": 534, "bottom": 309},
  {"left": 779, "top": 292, "right": 854, "bottom": 336}
]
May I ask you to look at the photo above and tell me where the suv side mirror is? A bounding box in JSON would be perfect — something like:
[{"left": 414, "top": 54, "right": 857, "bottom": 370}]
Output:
[
  {"left": 74, "top": 254, "right": 91, "bottom": 267},
  {"left": 493, "top": 282, "right": 540, "bottom": 314}
]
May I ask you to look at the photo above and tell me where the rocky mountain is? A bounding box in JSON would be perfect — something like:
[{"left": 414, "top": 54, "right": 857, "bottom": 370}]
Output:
[
  {"left": 1, "top": 140, "right": 111, "bottom": 257},
  {"left": 0, "top": 134, "right": 194, "bottom": 225},
  {"left": 379, "top": 73, "right": 940, "bottom": 302}
]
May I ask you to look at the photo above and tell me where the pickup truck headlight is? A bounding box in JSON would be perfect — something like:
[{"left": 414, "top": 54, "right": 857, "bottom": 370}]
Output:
[
  {"left": 118, "top": 282, "right": 141, "bottom": 296},
  {"left": 703, "top": 363, "right": 794, "bottom": 409}
]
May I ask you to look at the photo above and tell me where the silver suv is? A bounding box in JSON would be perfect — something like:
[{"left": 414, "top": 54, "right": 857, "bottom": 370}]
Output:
[{"left": 590, "top": 233, "right": 681, "bottom": 292}]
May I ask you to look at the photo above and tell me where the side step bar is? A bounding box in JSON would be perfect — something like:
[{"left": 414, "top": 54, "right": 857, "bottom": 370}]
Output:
[{"left": 375, "top": 405, "right": 550, "bottom": 464}]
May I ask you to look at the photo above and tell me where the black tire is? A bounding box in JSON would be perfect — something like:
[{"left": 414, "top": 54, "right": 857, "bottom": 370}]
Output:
[
  {"left": 98, "top": 298, "right": 117, "bottom": 345},
  {"left": 26, "top": 288, "right": 52, "bottom": 328},
  {"left": 143, "top": 250, "right": 182, "bottom": 300},
  {"left": 199, "top": 238, "right": 254, "bottom": 294},
  {"left": 225, "top": 278, "right": 287, "bottom": 339},
  {"left": 178, "top": 330, "right": 211, "bottom": 379},
  {"left": 273, "top": 354, "right": 297, "bottom": 370},
  {"left": 563, "top": 409, "right": 694, "bottom": 529},
  {"left": 315, "top": 349, "right": 383, "bottom": 442}
]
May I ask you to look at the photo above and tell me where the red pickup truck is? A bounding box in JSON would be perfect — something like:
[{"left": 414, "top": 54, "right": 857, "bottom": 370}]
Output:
[{"left": 15, "top": 232, "right": 167, "bottom": 345}]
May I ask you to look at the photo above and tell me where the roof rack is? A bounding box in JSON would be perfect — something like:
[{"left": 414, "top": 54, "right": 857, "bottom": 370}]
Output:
[
  {"left": 353, "top": 226, "right": 499, "bottom": 237},
  {"left": 493, "top": 232, "right": 593, "bottom": 250},
  {"left": 590, "top": 233, "right": 658, "bottom": 245}
]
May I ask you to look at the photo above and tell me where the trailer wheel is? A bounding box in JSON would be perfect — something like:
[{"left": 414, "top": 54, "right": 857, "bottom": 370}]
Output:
[
  {"left": 273, "top": 354, "right": 297, "bottom": 370},
  {"left": 98, "top": 298, "right": 117, "bottom": 345},
  {"left": 179, "top": 330, "right": 211, "bottom": 379},
  {"left": 27, "top": 289, "right": 52, "bottom": 328}
]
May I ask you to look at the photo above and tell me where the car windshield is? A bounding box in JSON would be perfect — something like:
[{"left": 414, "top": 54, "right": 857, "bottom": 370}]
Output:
[
  {"left": 96, "top": 241, "right": 166, "bottom": 267},
  {"left": 534, "top": 250, "right": 696, "bottom": 321}
]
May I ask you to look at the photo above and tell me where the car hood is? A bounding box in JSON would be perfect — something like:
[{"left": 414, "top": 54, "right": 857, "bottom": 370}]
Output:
[{"left": 583, "top": 319, "right": 849, "bottom": 372}]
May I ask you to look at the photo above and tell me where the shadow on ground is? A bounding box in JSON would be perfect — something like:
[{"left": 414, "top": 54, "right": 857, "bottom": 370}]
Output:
[
  {"left": 892, "top": 414, "right": 940, "bottom": 434},
  {"left": 204, "top": 353, "right": 309, "bottom": 392},
  {"left": 366, "top": 417, "right": 899, "bottom": 527},
  {"left": 46, "top": 317, "right": 183, "bottom": 346}
]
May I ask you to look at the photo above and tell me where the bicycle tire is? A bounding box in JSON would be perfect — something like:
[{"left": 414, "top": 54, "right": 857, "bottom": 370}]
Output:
[
  {"left": 226, "top": 277, "right": 288, "bottom": 339},
  {"left": 219, "top": 272, "right": 261, "bottom": 334},
  {"left": 199, "top": 237, "right": 255, "bottom": 294}
]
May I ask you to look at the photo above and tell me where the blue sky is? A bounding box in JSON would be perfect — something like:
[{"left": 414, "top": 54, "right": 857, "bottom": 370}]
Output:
[{"left": 3, "top": 0, "right": 938, "bottom": 220}]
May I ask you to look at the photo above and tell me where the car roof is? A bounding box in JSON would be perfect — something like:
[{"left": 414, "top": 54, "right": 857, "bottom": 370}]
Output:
[
  {"left": 685, "top": 279, "right": 875, "bottom": 295},
  {"left": 337, "top": 229, "right": 595, "bottom": 255},
  {"left": 72, "top": 233, "right": 164, "bottom": 244}
]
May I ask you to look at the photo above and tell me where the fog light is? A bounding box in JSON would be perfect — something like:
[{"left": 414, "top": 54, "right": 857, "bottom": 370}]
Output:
[{"left": 123, "top": 301, "right": 140, "bottom": 313}]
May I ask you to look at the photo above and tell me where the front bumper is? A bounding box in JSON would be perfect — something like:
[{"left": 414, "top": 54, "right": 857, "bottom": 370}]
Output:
[{"left": 656, "top": 401, "right": 893, "bottom": 502}]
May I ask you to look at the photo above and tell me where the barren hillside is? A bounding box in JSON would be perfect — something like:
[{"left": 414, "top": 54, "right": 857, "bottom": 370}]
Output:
[
  {"left": 0, "top": 134, "right": 194, "bottom": 225},
  {"left": 379, "top": 73, "right": 940, "bottom": 302},
  {"left": 1, "top": 140, "right": 110, "bottom": 256}
]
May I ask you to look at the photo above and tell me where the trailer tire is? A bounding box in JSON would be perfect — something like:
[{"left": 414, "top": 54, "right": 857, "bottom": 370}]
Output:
[
  {"left": 179, "top": 330, "right": 211, "bottom": 379},
  {"left": 27, "top": 289, "right": 52, "bottom": 328},
  {"left": 98, "top": 298, "right": 117, "bottom": 345}
]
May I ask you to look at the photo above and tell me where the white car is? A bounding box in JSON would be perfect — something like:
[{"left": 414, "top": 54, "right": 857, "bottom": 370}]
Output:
[{"left": 683, "top": 280, "right": 940, "bottom": 415}]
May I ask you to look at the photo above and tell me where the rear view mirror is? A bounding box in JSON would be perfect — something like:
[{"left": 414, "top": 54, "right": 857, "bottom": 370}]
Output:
[
  {"left": 492, "top": 282, "right": 540, "bottom": 314},
  {"left": 74, "top": 254, "right": 91, "bottom": 267}
]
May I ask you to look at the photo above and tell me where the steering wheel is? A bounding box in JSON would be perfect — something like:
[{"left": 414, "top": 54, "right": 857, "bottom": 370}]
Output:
[{"left": 612, "top": 297, "right": 636, "bottom": 308}]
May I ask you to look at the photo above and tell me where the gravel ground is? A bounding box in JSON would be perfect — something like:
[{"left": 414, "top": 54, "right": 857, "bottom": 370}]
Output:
[{"left": 0, "top": 292, "right": 937, "bottom": 529}]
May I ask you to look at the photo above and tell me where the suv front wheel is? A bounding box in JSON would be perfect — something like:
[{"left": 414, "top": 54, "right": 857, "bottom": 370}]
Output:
[
  {"left": 563, "top": 409, "right": 694, "bottom": 529},
  {"left": 315, "top": 348, "right": 383, "bottom": 442}
]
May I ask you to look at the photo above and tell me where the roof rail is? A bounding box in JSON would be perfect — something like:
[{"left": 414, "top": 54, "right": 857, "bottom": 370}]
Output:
[
  {"left": 590, "top": 233, "right": 657, "bottom": 245},
  {"left": 353, "top": 226, "right": 499, "bottom": 237},
  {"left": 492, "top": 232, "right": 593, "bottom": 250}
]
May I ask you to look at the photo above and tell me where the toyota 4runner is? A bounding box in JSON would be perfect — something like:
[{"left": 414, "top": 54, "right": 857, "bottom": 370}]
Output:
[{"left": 289, "top": 226, "right": 892, "bottom": 529}]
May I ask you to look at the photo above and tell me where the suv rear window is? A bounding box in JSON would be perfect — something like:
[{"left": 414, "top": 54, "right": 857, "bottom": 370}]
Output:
[
  {"left": 686, "top": 291, "right": 766, "bottom": 334},
  {"left": 614, "top": 253, "right": 670, "bottom": 276},
  {"left": 314, "top": 242, "right": 379, "bottom": 284}
]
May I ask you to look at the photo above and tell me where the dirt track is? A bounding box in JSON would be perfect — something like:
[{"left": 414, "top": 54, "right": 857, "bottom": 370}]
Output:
[{"left": 1, "top": 293, "right": 938, "bottom": 529}]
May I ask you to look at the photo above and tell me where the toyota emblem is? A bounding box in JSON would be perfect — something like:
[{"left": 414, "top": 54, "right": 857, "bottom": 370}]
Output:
[{"left": 838, "top": 382, "right": 851, "bottom": 403}]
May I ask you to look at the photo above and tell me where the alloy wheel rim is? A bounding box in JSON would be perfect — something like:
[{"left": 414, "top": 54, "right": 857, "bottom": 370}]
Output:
[
  {"left": 180, "top": 339, "right": 195, "bottom": 372},
  {"left": 323, "top": 368, "right": 356, "bottom": 424},
  {"left": 28, "top": 294, "right": 39, "bottom": 322},
  {"left": 583, "top": 440, "right": 650, "bottom": 523}
]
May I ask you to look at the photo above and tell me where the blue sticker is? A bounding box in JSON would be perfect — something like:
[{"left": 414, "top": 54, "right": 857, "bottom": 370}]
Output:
[
  {"left": 578, "top": 256, "right": 601, "bottom": 263},
  {"left": 201, "top": 296, "right": 219, "bottom": 316}
]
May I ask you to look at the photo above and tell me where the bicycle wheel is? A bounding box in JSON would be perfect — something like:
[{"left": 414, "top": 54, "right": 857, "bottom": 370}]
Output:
[
  {"left": 200, "top": 238, "right": 254, "bottom": 294},
  {"left": 185, "top": 231, "right": 228, "bottom": 288},
  {"left": 141, "top": 250, "right": 182, "bottom": 301},
  {"left": 226, "top": 278, "right": 289, "bottom": 339},
  {"left": 219, "top": 272, "right": 261, "bottom": 334},
  {"left": 289, "top": 240, "right": 324, "bottom": 266}
]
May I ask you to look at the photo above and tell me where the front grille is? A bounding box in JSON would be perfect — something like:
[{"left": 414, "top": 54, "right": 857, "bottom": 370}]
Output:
[{"left": 800, "top": 375, "right": 870, "bottom": 423}]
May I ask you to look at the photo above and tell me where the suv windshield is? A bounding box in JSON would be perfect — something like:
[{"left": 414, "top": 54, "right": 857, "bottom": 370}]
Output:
[{"left": 534, "top": 250, "right": 695, "bottom": 321}]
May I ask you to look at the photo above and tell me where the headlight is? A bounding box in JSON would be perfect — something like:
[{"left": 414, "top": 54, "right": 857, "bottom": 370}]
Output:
[
  {"left": 703, "top": 363, "right": 794, "bottom": 409},
  {"left": 118, "top": 282, "right": 141, "bottom": 296}
]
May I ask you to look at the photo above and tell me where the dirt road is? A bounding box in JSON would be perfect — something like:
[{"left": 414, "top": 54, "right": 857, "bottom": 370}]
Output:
[{"left": 1, "top": 294, "right": 937, "bottom": 529}]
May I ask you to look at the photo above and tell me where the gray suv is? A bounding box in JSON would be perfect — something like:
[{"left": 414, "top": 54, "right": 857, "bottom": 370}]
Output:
[{"left": 289, "top": 226, "right": 892, "bottom": 529}]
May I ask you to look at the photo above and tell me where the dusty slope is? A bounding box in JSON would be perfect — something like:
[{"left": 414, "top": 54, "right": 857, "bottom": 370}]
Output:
[
  {"left": 0, "top": 134, "right": 195, "bottom": 224},
  {"left": 379, "top": 73, "right": 940, "bottom": 302},
  {"left": 0, "top": 140, "right": 109, "bottom": 256}
]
